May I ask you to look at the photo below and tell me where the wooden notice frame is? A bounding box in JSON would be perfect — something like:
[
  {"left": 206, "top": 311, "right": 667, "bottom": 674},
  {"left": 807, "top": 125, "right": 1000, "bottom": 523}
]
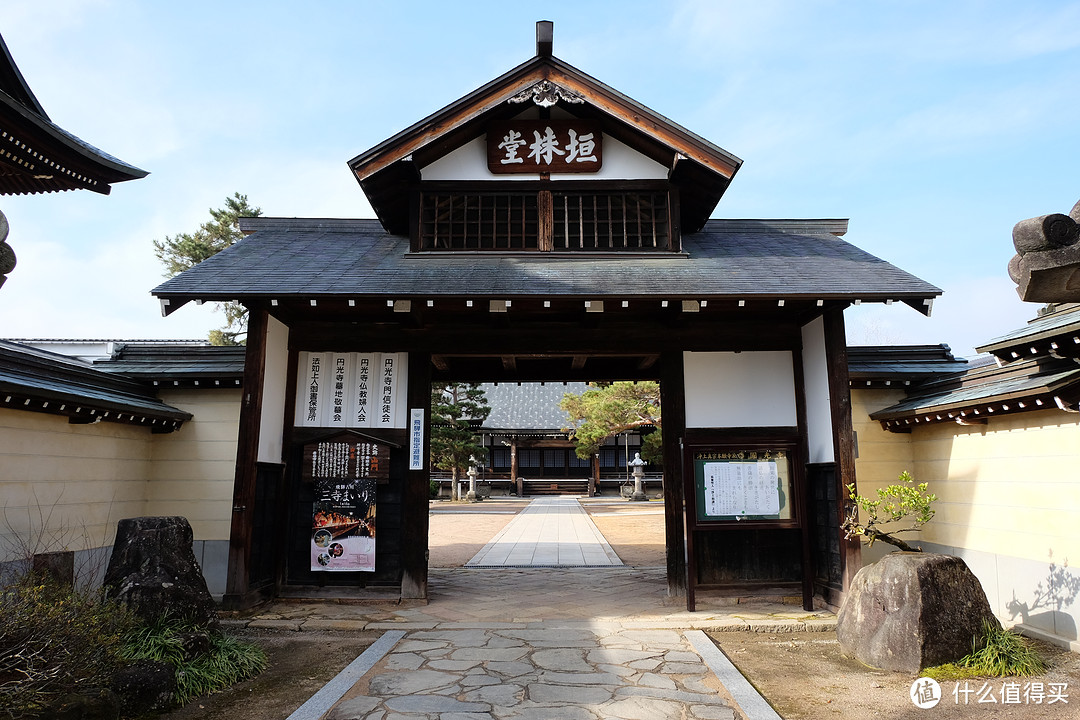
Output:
[{"left": 683, "top": 433, "right": 812, "bottom": 612}]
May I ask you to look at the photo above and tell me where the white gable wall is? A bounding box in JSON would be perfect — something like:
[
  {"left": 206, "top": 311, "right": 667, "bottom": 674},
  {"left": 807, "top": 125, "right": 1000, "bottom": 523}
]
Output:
[{"left": 420, "top": 135, "right": 668, "bottom": 182}]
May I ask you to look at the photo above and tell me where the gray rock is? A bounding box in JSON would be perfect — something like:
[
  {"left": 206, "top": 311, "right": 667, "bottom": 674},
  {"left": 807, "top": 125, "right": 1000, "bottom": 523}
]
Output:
[
  {"left": 837, "top": 552, "right": 998, "bottom": 672},
  {"left": 111, "top": 659, "right": 175, "bottom": 716},
  {"left": 103, "top": 516, "right": 217, "bottom": 628}
]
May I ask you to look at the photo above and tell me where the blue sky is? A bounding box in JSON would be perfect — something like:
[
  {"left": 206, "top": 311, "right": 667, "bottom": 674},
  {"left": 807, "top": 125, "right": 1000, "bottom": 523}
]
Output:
[{"left": 3, "top": 0, "right": 1079, "bottom": 357}]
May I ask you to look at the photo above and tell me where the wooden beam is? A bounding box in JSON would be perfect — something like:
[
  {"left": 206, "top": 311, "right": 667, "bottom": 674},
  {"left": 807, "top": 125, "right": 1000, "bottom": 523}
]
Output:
[
  {"left": 223, "top": 305, "right": 269, "bottom": 609},
  {"left": 571, "top": 355, "right": 587, "bottom": 370},
  {"left": 660, "top": 351, "right": 687, "bottom": 600},
  {"left": 401, "top": 351, "right": 432, "bottom": 600},
  {"left": 637, "top": 354, "right": 659, "bottom": 370},
  {"left": 823, "top": 307, "right": 861, "bottom": 603},
  {"left": 502, "top": 355, "right": 517, "bottom": 372},
  {"left": 431, "top": 355, "right": 449, "bottom": 372}
]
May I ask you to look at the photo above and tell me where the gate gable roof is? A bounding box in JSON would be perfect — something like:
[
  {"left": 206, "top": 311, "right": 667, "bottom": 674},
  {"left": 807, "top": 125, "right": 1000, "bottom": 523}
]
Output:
[{"left": 348, "top": 52, "right": 742, "bottom": 235}]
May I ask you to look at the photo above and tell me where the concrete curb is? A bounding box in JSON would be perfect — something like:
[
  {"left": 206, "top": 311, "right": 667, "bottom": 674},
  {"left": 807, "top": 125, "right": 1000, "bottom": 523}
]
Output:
[
  {"left": 284, "top": 629, "right": 405, "bottom": 720},
  {"left": 686, "top": 629, "right": 782, "bottom": 720}
]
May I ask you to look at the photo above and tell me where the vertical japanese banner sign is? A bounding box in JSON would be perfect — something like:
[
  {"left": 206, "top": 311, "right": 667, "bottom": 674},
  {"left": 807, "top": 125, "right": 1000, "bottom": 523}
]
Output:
[
  {"left": 295, "top": 352, "right": 408, "bottom": 429},
  {"left": 295, "top": 352, "right": 331, "bottom": 426},
  {"left": 306, "top": 437, "right": 388, "bottom": 572},
  {"left": 409, "top": 408, "right": 425, "bottom": 470}
]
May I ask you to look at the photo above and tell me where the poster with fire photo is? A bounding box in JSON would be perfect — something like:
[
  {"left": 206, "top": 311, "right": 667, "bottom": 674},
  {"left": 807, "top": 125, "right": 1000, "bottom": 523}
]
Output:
[{"left": 310, "top": 475, "right": 376, "bottom": 572}]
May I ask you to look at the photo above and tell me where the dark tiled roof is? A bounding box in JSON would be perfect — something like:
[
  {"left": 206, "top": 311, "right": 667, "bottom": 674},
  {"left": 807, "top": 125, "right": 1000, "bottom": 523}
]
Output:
[
  {"left": 869, "top": 354, "right": 1080, "bottom": 428},
  {"left": 94, "top": 343, "right": 245, "bottom": 387},
  {"left": 847, "top": 345, "right": 969, "bottom": 389},
  {"left": 976, "top": 303, "right": 1080, "bottom": 360},
  {"left": 481, "top": 382, "right": 588, "bottom": 431},
  {"left": 153, "top": 218, "right": 940, "bottom": 307},
  {"left": 0, "top": 341, "right": 191, "bottom": 429}
]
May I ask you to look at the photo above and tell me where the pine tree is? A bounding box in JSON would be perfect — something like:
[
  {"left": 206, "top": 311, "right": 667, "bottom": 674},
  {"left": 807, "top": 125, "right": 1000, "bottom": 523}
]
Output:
[
  {"left": 153, "top": 193, "right": 262, "bottom": 345},
  {"left": 560, "top": 381, "right": 662, "bottom": 463},
  {"left": 430, "top": 383, "right": 491, "bottom": 501}
]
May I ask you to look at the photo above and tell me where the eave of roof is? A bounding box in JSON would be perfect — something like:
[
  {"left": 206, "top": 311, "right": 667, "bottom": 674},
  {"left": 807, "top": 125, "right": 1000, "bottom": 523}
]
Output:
[
  {"left": 152, "top": 217, "right": 940, "bottom": 316},
  {"left": 847, "top": 344, "right": 969, "bottom": 389},
  {"left": 869, "top": 355, "right": 1080, "bottom": 431},
  {"left": 0, "top": 341, "right": 190, "bottom": 430},
  {"left": 93, "top": 343, "right": 246, "bottom": 389},
  {"left": 975, "top": 304, "right": 1080, "bottom": 362},
  {"left": 0, "top": 33, "right": 147, "bottom": 196}
]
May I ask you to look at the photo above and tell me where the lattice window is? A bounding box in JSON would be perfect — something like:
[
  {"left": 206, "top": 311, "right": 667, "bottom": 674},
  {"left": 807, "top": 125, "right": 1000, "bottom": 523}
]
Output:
[
  {"left": 419, "top": 192, "right": 538, "bottom": 250},
  {"left": 417, "top": 188, "right": 671, "bottom": 251},
  {"left": 518, "top": 449, "right": 542, "bottom": 468},
  {"left": 568, "top": 452, "right": 591, "bottom": 468},
  {"left": 553, "top": 191, "right": 670, "bottom": 250}
]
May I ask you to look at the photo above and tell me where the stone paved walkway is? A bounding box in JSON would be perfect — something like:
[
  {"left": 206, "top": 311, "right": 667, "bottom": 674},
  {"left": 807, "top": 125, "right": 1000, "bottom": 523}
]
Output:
[
  {"left": 323, "top": 624, "right": 742, "bottom": 720},
  {"left": 254, "top": 497, "right": 830, "bottom": 719},
  {"left": 466, "top": 497, "right": 622, "bottom": 567},
  {"left": 250, "top": 567, "right": 831, "bottom": 720}
]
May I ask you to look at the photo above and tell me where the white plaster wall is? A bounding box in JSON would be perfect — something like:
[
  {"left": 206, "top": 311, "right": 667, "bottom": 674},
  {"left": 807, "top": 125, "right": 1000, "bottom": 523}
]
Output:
[
  {"left": 683, "top": 351, "right": 798, "bottom": 428},
  {"left": 801, "top": 317, "right": 834, "bottom": 463},
  {"left": 420, "top": 135, "right": 668, "bottom": 181},
  {"left": 257, "top": 315, "right": 289, "bottom": 464}
]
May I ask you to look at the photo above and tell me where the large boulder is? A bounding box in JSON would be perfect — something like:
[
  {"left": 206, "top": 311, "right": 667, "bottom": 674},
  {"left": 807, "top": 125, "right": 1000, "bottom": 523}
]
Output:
[
  {"left": 837, "top": 552, "right": 997, "bottom": 672},
  {"left": 103, "top": 516, "right": 218, "bottom": 628}
]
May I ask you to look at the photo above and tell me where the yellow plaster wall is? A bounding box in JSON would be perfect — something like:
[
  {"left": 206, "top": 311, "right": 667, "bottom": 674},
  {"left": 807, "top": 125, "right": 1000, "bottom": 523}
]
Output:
[
  {"left": 850, "top": 389, "right": 920, "bottom": 561},
  {"left": 0, "top": 408, "right": 151, "bottom": 564},
  {"left": 147, "top": 389, "right": 241, "bottom": 542},
  {"left": 910, "top": 409, "right": 1080, "bottom": 565}
]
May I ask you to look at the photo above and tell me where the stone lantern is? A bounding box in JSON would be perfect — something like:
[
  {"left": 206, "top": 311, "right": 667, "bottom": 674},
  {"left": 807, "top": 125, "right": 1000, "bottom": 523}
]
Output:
[
  {"left": 466, "top": 455, "right": 480, "bottom": 502},
  {"left": 628, "top": 452, "right": 648, "bottom": 501}
]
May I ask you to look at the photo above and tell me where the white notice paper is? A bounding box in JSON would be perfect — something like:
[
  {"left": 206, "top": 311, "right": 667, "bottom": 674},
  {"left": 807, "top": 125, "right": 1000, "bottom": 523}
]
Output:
[{"left": 702, "top": 461, "right": 781, "bottom": 516}]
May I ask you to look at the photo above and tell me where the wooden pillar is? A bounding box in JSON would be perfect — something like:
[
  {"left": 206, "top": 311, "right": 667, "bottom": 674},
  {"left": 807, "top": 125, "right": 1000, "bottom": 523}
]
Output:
[
  {"left": 590, "top": 454, "right": 599, "bottom": 497},
  {"left": 660, "top": 350, "right": 687, "bottom": 597},
  {"left": 223, "top": 305, "right": 268, "bottom": 607},
  {"left": 823, "top": 307, "right": 861, "bottom": 596},
  {"left": 401, "top": 351, "right": 431, "bottom": 600},
  {"left": 510, "top": 439, "right": 520, "bottom": 496}
]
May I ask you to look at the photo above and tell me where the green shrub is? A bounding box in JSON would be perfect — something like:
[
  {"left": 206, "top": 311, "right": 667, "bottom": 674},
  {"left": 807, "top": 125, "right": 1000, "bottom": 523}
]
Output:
[
  {"left": 842, "top": 470, "right": 936, "bottom": 552},
  {"left": 120, "top": 615, "right": 267, "bottom": 706},
  {"left": 0, "top": 575, "right": 136, "bottom": 718},
  {"left": 924, "top": 620, "right": 1047, "bottom": 679}
]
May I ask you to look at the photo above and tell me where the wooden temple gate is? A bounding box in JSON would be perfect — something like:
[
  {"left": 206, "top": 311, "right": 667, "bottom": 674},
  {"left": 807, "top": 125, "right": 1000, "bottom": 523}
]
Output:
[{"left": 153, "top": 22, "right": 938, "bottom": 612}]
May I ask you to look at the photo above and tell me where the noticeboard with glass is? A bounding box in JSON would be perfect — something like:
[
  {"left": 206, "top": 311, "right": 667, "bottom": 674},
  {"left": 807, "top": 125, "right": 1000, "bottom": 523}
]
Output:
[{"left": 692, "top": 448, "right": 795, "bottom": 524}]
